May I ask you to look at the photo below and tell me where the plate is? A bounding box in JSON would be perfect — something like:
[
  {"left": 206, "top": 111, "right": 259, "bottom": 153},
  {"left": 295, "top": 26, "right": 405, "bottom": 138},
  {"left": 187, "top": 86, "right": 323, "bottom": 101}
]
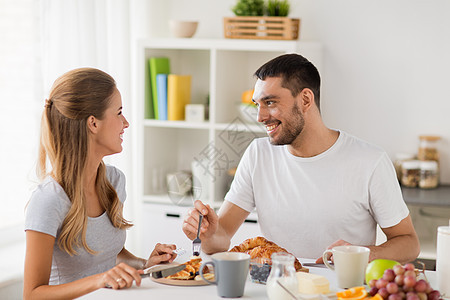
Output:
[
  {"left": 150, "top": 276, "right": 211, "bottom": 286},
  {"left": 297, "top": 292, "right": 337, "bottom": 300}
]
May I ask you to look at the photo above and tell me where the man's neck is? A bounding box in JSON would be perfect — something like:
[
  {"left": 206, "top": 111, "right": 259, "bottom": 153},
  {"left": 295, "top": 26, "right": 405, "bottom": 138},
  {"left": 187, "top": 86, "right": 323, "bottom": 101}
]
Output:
[{"left": 287, "top": 125, "right": 339, "bottom": 158}]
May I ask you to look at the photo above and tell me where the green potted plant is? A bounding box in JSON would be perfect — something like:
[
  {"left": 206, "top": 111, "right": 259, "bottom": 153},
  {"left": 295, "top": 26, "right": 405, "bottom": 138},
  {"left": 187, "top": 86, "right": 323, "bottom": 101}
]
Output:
[
  {"left": 232, "top": 0, "right": 265, "bottom": 16},
  {"left": 266, "top": 0, "right": 290, "bottom": 17}
]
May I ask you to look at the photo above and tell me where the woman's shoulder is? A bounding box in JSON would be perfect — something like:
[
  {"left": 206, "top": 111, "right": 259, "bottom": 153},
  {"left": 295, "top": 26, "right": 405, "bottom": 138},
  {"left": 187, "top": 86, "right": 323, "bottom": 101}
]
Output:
[
  {"left": 105, "top": 165, "right": 126, "bottom": 203},
  {"left": 105, "top": 165, "right": 125, "bottom": 185},
  {"left": 25, "top": 177, "right": 71, "bottom": 229}
]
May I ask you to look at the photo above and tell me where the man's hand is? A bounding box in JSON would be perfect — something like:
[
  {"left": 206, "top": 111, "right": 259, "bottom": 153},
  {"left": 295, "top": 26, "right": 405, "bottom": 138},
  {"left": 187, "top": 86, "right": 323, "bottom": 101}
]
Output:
[
  {"left": 315, "top": 239, "right": 352, "bottom": 264},
  {"left": 182, "top": 200, "right": 218, "bottom": 241}
]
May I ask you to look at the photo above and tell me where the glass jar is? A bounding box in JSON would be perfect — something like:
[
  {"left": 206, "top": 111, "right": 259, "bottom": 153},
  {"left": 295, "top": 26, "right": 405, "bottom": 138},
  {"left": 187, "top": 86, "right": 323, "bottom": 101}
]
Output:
[
  {"left": 401, "top": 160, "right": 420, "bottom": 188},
  {"left": 419, "top": 161, "right": 439, "bottom": 189},
  {"left": 418, "top": 135, "right": 440, "bottom": 162},
  {"left": 266, "top": 253, "right": 298, "bottom": 300},
  {"left": 393, "top": 153, "right": 415, "bottom": 182}
]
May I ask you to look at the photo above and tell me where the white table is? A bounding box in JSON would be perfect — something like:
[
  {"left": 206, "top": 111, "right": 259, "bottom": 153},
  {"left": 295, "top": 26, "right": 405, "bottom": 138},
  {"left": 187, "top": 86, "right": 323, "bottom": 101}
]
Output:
[{"left": 80, "top": 258, "right": 437, "bottom": 300}]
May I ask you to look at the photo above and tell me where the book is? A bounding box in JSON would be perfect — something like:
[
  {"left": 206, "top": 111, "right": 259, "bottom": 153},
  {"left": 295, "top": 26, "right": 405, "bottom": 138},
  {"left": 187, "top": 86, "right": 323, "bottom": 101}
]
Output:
[
  {"left": 144, "top": 61, "right": 154, "bottom": 119},
  {"left": 149, "top": 57, "right": 170, "bottom": 119},
  {"left": 156, "top": 74, "right": 168, "bottom": 120},
  {"left": 167, "top": 74, "right": 192, "bottom": 121}
]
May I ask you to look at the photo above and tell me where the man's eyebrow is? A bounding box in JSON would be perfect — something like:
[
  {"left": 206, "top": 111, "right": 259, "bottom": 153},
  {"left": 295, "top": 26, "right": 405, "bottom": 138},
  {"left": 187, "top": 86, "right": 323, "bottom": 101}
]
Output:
[{"left": 257, "top": 94, "right": 279, "bottom": 102}]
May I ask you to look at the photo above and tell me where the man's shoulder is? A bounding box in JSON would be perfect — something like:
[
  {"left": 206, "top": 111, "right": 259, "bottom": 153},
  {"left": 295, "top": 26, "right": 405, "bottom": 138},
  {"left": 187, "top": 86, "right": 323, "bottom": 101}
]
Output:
[{"left": 340, "top": 131, "right": 385, "bottom": 156}]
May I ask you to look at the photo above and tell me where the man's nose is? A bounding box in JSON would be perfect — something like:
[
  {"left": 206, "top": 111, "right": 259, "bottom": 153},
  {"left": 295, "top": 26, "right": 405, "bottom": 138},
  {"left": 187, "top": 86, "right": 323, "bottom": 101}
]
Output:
[{"left": 257, "top": 106, "right": 268, "bottom": 123}]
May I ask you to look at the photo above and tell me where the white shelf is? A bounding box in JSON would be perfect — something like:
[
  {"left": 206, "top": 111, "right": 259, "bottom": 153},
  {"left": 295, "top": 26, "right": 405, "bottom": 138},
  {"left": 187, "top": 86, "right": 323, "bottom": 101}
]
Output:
[{"left": 143, "top": 119, "right": 211, "bottom": 130}]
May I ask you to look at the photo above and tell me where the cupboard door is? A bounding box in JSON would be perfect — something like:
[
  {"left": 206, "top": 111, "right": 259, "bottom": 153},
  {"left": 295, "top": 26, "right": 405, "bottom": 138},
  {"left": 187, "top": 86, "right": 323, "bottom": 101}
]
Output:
[{"left": 140, "top": 204, "right": 192, "bottom": 257}]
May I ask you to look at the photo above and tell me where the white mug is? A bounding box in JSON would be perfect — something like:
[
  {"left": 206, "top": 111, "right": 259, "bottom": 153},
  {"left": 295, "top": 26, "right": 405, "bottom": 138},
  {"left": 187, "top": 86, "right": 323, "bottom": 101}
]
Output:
[{"left": 322, "top": 245, "right": 370, "bottom": 288}]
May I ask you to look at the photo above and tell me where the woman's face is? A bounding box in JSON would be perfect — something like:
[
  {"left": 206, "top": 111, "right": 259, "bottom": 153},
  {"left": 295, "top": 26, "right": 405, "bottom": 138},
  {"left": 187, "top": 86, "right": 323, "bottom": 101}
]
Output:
[{"left": 93, "top": 88, "right": 129, "bottom": 156}]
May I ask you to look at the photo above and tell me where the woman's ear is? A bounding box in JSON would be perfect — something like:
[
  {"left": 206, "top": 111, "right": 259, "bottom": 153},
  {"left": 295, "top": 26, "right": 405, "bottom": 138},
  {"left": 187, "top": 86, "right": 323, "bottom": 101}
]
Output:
[{"left": 87, "top": 116, "right": 98, "bottom": 134}]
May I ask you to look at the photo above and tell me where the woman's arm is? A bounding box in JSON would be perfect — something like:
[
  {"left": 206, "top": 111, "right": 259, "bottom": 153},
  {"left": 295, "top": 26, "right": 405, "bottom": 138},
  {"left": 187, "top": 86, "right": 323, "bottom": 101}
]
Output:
[{"left": 23, "top": 230, "right": 142, "bottom": 300}]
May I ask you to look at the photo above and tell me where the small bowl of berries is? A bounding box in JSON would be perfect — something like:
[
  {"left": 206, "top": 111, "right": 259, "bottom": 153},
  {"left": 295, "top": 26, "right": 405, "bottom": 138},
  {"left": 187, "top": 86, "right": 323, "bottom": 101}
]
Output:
[{"left": 249, "top": 257, "right": 272, "bottom": 284}]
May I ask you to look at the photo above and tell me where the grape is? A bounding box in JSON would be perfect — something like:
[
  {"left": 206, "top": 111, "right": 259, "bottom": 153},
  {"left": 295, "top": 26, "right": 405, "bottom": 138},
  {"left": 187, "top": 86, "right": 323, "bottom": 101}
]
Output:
[
  {"left": 404, "top": 270, "right": 416, "bottom": 278},
  {"left": 398, "top": 291, "right": 406, "bottom": 299},
  {"left": 403, "top": 286, "right": 414, "bottom": 293},
  {"left": 393, "top": 264, "right": 405, "bottom": 275},
  {"left": 386, "top": 282, "right": 399, "bottom": 294},
  {"left": 368, "top": 286, "right": 379, "bottom": 296},
  {"left": 414, "top": 279, "right": 428, "bottom": 293},
  {"left": 416, "top": 292, "right": 427, "bottom": 300},
  {"left": 395, "top": 274, "right": 404, "bottom": 286},
  {"left": 403, "top": 275, "right": 416, "bottom": 288},
  {"left": 428, "top": 290, "right": 441, "bottom": 300},
  {"left": 378, "top": 287, "right": 389, "bottom": 299},
  {"left": 383, "top": 269, "right": 396, "bottom": 282},
  {"left": 406, "top": 292, "right": 420, "bottom": 300},
  {"left": 369, "top": 279, "right": 377, "bottom": 288},
  {"left": 388, "top": 293, "right": 402, "bottom": 300},
  {"left": 376, "top": 278, "right": 389, "bottom": 289},
  {"left": 404, "top": 263, "right": 415, "bottom": 271}
]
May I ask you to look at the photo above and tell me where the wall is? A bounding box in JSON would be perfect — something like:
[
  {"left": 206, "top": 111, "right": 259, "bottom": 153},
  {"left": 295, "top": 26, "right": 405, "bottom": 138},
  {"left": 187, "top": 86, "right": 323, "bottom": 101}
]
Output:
[{"left": 148, "top": 0, "right": 450, "bottom": 183}]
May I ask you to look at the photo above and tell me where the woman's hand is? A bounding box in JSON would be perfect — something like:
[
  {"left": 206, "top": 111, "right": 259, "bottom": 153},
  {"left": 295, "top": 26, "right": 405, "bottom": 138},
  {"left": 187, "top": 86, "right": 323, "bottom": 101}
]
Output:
[
  {"left": 144, "top": 243, "right": 177, "bottom": 269},
  {"left": 98, "top": 262, "right": 143, "bottom": 290}
]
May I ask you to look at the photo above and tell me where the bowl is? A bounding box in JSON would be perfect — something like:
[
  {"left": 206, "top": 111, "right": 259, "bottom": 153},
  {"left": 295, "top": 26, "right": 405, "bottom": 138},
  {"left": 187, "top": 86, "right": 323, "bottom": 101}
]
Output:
[
  {"left": 169, "top": 20, "right": 198, "bottom": 38},
  {"left": 249, "top": 257, "right": 272, "bottom": 284}
]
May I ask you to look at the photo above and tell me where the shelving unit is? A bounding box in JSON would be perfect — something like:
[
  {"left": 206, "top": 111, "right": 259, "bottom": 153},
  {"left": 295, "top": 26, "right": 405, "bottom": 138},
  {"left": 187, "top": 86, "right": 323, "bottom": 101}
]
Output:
[{"left": 131, "top": 38, "right": 322, "bottom": 256}]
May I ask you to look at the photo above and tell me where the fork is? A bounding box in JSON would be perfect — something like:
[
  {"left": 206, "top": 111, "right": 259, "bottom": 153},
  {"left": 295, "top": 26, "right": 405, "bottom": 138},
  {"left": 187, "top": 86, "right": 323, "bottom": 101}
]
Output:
[{"left": 192, "top": 214, "right": 203, "bottom": 256}]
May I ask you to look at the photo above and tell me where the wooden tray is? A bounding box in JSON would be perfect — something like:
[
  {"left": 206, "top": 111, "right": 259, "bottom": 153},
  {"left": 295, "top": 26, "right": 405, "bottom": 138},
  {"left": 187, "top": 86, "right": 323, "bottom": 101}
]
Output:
[
  {"left": 224, "top": 16, "right": 300, "bottom": 40},
  {"left": 150, "top": 276, "right": 211, "bottom": 286}
]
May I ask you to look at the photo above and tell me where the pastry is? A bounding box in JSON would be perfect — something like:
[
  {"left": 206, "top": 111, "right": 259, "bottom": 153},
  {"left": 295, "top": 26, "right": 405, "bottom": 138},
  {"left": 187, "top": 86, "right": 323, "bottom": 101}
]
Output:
[{"left": 229, "top": 236, "right": 303, "bottom": 271}]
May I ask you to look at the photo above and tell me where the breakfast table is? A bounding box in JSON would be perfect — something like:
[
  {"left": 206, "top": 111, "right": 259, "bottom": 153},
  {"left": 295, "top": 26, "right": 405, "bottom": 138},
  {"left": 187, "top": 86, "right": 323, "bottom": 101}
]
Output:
[{"left": 79, "top": 258, "right": 438, "bottom": 299}]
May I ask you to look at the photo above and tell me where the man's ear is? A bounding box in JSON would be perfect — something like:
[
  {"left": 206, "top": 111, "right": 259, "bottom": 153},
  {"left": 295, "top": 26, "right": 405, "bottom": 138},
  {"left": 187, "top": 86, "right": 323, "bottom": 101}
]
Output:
[
  {"left": 299, "top": 88, "right": 315, "bottom": 112},
  {"left": 87, "top": 116, "right": 98, "bottom": 133}
]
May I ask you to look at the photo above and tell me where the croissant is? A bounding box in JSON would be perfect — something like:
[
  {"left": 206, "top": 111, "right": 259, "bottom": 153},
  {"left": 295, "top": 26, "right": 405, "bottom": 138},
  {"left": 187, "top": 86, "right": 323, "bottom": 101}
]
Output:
[
  {"left": 229, "top": 236, "right": 276, "bottom": 252},
  {"left": 229, "top": 236, "right": 303, "bottom": 271}
]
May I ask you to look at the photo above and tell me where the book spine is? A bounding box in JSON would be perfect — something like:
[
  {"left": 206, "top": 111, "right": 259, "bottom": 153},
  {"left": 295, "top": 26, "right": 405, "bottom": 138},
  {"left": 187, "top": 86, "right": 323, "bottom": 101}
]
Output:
[
  {"left": 156, "top": 74, "right": 168, "bottom": 121},
  {"left": 149, "top": 57, "right": 170, "bottom": 119},
  {"left": 167, "top": 75, "right": 192, "bottom": 121}
]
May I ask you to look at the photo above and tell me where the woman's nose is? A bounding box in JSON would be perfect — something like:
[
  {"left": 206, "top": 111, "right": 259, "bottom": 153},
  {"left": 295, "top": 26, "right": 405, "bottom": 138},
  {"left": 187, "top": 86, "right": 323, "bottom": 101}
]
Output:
[{"left": 122, "top": 115, "right": 129, "bottom": 128}]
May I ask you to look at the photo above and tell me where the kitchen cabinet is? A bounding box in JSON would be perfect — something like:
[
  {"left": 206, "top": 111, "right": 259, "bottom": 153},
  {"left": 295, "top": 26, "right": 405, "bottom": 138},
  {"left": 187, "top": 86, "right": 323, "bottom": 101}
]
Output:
[
  {"left": 132, "top": 38, "right": 322, "bottom": 255},
  {"left": 139, "top": 203, "right": 261, "bottom": 257},
  {"left": 402, "top": 185, "right": 450, "bottom": 261}
]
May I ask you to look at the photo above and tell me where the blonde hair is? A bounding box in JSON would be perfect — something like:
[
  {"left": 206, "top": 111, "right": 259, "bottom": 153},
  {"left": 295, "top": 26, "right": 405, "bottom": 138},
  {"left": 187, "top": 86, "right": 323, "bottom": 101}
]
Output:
[{"left": 38, "top": 68, "right": 132, "bottom": 255}]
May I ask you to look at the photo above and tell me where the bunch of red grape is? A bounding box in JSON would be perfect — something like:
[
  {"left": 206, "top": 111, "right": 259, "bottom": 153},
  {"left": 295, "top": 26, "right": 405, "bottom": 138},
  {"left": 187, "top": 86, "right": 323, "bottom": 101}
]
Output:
[{"left": 368, "top": 263, "right": 441, "bottom": 300}]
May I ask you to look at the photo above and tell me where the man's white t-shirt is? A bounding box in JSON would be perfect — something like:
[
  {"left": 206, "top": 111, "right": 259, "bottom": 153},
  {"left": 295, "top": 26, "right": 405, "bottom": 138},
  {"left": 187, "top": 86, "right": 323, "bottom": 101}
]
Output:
[{"left": 225, "top": 130, "right": 409, "bottom": 259}]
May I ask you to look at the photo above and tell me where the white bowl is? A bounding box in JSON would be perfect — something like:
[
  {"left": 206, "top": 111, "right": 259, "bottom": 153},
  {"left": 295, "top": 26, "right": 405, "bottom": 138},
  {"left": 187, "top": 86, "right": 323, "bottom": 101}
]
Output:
[{"left": 169, "top": 20, "right": 198, "bottom": 38}]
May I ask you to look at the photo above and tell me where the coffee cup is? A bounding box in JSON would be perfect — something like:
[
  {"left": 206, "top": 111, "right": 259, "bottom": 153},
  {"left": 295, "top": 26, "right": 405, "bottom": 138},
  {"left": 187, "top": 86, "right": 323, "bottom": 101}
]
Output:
[
  {"left": 200, "top": 252, "right": 250, "bottom": 298},
  {"left": 322, "top": 245, "right": 370, "bottom": 288}
]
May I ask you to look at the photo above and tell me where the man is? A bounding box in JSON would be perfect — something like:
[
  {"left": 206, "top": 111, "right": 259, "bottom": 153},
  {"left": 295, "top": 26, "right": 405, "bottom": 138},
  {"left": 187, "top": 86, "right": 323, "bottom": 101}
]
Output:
[{"left": 182, "top": 54, "right": 419, "bottom": 264}]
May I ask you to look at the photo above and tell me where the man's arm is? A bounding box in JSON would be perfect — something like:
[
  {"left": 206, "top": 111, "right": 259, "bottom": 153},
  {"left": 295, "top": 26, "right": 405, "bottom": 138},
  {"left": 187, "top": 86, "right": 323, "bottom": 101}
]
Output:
[
  {"left": 182, "top": 200, "right": 249, "bottom": 254},
  {"left": 368, "top": 214, "right": 420, "bottom": 264},
  {"left": 316, "top": 215, "right": 420, "bottom": 264}
]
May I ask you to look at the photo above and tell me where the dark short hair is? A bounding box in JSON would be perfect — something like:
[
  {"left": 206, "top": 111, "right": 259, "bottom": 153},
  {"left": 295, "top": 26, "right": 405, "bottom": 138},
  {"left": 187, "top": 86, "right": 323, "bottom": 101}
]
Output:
[{"left": 254, "top": 53, "right": 321, "bottom": 110}]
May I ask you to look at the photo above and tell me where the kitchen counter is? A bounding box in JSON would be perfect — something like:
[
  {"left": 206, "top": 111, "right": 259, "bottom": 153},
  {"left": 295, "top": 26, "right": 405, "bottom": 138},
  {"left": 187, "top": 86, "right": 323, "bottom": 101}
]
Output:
[
  {"left": 402, "top": 185, "right": 450, "bottom": 207},
  {"left": 79, "top": 259, "right": 438, "bottom": 300}
]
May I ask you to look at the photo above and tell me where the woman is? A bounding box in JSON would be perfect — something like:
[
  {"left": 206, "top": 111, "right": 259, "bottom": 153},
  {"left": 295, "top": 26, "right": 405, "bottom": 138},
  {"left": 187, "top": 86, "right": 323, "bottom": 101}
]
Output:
[{"left": 24, "top": 68, "right": 176, "bottom": 299}]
